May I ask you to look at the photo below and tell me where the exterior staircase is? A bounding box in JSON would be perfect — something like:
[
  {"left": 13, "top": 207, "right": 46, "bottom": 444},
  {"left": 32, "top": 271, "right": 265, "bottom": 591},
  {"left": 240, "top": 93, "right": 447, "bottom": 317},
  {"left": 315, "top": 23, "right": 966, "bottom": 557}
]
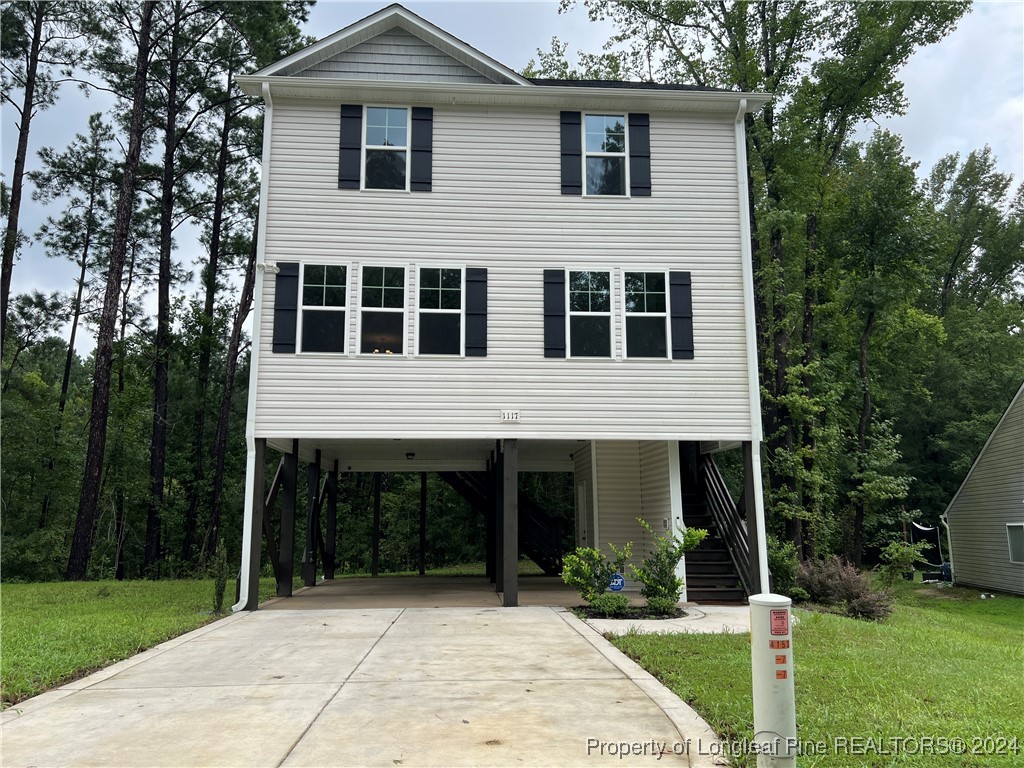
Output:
[
  {"left": 679, "top": 444, "right": 751, "bottom": 603},
  {"left": 681, "top": 489, "right": 747, "bottom": 603},
  {"left": 437, "top": 471, "right": 565, "bottom": 576}
]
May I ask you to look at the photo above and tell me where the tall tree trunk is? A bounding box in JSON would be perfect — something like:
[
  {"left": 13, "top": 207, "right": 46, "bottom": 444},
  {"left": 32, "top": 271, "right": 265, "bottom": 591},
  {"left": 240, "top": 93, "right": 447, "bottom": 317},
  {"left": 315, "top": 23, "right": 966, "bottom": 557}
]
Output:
[
  {"left": 40, "top": 179, "right": 97, "bottom": 529},
  {"left": 850, "top": 309, "right": 876, "bottom": 568},
  {"left": 796, "top": 212, "right": 819, "bottom": 559},
  {"left": 203, "top": 220, "right": 257, "bottom": 558},
  {"left": 1, "top": 2, "right": 45, "bottom": 356},
  {"left": 146, "top": 4, "right": 181, "bottom": 574},
  {"left": 187, "top": 71, "right": 234, "bottom": 561},
  {"left": 65, "top": 0, "right": 156, "bottom": 581}
]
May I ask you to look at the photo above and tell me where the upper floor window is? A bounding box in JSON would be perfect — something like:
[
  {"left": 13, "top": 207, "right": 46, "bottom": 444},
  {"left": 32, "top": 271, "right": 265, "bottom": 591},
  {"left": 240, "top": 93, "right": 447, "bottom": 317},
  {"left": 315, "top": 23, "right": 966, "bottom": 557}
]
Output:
[
  {"left": 624, "top": 271, "right": 668, "bottom": 358},
  {"left": 584, "top": 114, "right": 627, "bottom": 196},
  {"left": 360, "top": 265, "right": 406, "bottom": 354},
  {"left": 418, "top": 267, "right": 463, "bottom": 355},
  {"left": 364, "top": 106, "right": 408, "bottom": 191},
  {"left": 568, "top": 270, "right": 612, "bottom": 357},
  {"left": 300, "top": 264, "right": 347, "bottom": 353}
]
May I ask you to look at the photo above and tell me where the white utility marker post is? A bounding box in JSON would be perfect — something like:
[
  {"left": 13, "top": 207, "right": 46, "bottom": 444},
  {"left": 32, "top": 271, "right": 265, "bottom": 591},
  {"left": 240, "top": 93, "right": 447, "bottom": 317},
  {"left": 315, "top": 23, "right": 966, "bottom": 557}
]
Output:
[{"left": 750, "top": 593, "right": 797, "bottom": 766}]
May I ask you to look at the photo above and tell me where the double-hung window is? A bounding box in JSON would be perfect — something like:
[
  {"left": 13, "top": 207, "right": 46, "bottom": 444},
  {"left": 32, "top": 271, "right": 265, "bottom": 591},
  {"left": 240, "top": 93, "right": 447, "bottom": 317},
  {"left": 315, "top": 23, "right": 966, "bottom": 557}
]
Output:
[
  {"left": 568, "top": 270, "right": 612, "bottom": 357},
  {"left": 584, "top": 114, "right": 627, "bottom": 196},
  {"left": 299, "top": 264, "right": 347, "bottom": 353},
  {"left": 624, "top": 271, "right": 668, "bottom": 358},
  {"left": 364, "top": 106, "right": 409, "bottom": 190},
  {"left": 418, "top": 267, "right": 463, "bottom": 355},
  {"left": 360, "top": 266, "right": 406, "bottom": 354}
]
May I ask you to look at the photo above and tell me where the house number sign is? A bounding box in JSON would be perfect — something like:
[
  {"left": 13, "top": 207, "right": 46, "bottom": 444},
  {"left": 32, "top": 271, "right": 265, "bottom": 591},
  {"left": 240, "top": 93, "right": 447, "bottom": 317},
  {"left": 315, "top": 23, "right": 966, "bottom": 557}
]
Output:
[{"left": 500, "top": 410, "right": 520, "bottom": 423}]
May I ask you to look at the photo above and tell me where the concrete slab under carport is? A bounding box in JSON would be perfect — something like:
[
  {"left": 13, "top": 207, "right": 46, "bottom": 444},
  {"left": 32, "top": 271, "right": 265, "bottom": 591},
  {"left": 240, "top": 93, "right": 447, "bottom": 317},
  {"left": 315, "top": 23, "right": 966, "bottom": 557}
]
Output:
[
  {"left": 259, "top": 574, "right": 592, "bottom": 610},
  {"left": 1, "top": 604, "right": 722, "bottom": 768}
]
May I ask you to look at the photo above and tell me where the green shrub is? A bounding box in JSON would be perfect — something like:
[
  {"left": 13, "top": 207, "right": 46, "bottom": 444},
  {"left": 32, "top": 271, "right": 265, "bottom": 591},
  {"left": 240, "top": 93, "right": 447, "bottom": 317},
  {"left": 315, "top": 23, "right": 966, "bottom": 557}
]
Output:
[
  {"left": 589, "top": 592, "right": 631, "bottom": 617},
  {"left": 767, "top": 534, "right": 801, "bottom": 597},
  {"left": 646, "top": 596, "right": 679, "bottom": 616},
  {"left": 877, "top": 539, "right": 930, "bottom": 587},
  {"left": 629, "top": 518, "right": 708, "bottom": 604},
  {"left": 797, "top": 556, "right": 892, "bottom": 621},
  {"left": 561, "top": 542, "right": 632, "bottom": 603}
]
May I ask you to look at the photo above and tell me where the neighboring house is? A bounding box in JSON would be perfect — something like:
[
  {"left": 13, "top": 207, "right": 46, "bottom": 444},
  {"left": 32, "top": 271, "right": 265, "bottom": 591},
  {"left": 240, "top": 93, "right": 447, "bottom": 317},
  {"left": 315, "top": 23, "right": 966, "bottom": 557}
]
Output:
[
  {"left": 941, "top": 382, "right": 1024, "bottom": 596},
  {"left": 232, "top": 4, "right": 771, "bottom": 610}
]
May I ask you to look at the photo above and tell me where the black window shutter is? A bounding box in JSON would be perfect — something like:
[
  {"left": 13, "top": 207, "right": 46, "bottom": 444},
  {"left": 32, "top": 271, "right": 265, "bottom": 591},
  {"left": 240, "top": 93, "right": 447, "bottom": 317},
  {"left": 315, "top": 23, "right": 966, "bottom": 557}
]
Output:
[
  {"left": 669, "top": 271, "right": 694, "bottom": 360},
  {"left": 629, "top": 113, "right": 651, "bottom": 196},
  {"left": 410, "top": 107, "right": 433, "bottom": 192},
  {"left": 272, "top": 263, "right": 300, "bottom": 353},
  {"left": 560, "top": 111, "right": 582, "bottom": 195},
  {"left": 465, "top": 267, "right": 487, "bottom": 356},
  {"left": 338, "top": 105, "right": 362, "bottom": 190},
  {"left": 543, "top": 269, "right": 566, "bottom": 357}
]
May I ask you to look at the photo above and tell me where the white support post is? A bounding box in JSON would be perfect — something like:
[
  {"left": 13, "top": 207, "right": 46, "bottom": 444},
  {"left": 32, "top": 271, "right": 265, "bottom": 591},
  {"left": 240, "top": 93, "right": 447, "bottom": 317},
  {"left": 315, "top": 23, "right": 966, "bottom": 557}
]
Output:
[{"left": 749, "top": 593, "right": 797, "bottom": 767}]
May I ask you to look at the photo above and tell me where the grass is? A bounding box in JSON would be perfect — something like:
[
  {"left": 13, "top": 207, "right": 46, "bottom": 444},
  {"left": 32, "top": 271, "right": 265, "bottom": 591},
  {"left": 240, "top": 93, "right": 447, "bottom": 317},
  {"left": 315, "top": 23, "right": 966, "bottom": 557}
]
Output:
[
  {"left": 610, "top": 582, "right": 1024, "bottom": 767},
  {"left": 0, "top": 577, "right": 289, "bottom": 705}
]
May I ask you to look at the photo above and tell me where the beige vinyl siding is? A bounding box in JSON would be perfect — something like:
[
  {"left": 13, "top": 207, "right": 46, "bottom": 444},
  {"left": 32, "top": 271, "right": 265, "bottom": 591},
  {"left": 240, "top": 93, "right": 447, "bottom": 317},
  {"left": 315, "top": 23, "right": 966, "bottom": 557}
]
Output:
[
  {"left": 639, "top": 441, "right": 673, "bottom": 536},
  {"left": 296, "top": 28, "right": 493, "bottom": 83},
  {"left": 573, "top": 445, "right": 595, "bottom": 549},
  {"left": 594, "top": 442, "right": 649, "bottom": 583},
  {"left": 947, "top": 386, "right": 1024, "bottom": 595},
  {"left": 255, "top": 99, "right": 752, "bottom": 441}
]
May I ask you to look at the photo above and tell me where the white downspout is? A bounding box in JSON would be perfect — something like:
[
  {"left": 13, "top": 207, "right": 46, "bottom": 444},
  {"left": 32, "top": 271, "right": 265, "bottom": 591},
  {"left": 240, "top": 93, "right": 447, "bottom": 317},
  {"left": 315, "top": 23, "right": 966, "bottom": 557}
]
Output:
[
  {"left": 734, "top": 98, "right": 771, "bottom": 591},
  {"left": 232, "top": 82, "right": 275, "bottom": 612}
]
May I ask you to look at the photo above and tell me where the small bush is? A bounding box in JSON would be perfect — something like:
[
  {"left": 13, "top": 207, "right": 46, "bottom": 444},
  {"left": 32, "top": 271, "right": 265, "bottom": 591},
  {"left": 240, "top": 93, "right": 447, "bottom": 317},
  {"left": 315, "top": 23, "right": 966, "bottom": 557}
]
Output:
[
  {"left": 629, "top": 518, "right": 708, "bottom": 603},
  {"left": 797, "top": 556, "right": 892, "bottom": 621},
  {"left": 646, "top": 596, "right": 679, "bottom": 616},
  {"left": 878, "top": 540, "right": 930, "bottom": 587},
  {"left": 767, "top": 535, "right": 800, "bottom": 596},
  {"left": 589, "top": 593, "right": 632, "bottom": 617},
  {"left": 561, "top": 542, "right": 632, "bottom": 603}
]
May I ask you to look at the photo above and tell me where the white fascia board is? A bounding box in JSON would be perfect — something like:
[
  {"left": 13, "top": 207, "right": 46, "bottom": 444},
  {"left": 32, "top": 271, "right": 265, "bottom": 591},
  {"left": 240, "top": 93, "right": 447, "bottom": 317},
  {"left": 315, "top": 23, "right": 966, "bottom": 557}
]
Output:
[
  {"left": 250, "top": 5, "right": 529, "bottom": 85},
  {"left": 943, "top": 380, "right": 1024, "bottom": 519},
  {"left": 236, "top": 75, "right": 771, "bottom": 115}
]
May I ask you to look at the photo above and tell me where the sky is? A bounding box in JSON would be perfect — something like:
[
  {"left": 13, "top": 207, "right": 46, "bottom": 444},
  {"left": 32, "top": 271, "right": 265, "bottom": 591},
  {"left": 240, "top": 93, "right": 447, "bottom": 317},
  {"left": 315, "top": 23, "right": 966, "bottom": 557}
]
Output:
[{"left": 3, "top": 0, "right": 1022, "bottom": 350}]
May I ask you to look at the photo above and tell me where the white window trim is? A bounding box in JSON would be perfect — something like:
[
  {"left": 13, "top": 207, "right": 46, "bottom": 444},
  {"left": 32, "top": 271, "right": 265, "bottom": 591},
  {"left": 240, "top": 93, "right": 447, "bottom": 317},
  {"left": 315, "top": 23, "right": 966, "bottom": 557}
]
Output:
[
  {"left": 415, "top": 265, "right": 466, "bottom": 357},
  {"left": 1008, "top": 523, "right": 1024, "bottom": 565},
  {"left": 565, "top": 269, "right": 613, "bottom": 359},
  {"left": 582, "top": 112, "right": 630, "bottom": 198},
  {"left": 356, "top": 264, "right": 409, "bottom": 356},
  {"left": 621, "top": 269, "right": 671, "bottom": 360},
  {"left": 296, "top": 262, "right": 349, "bottom": 355},
  {"left": 361, "top": 105, "right": 411, "bottom": 192}
]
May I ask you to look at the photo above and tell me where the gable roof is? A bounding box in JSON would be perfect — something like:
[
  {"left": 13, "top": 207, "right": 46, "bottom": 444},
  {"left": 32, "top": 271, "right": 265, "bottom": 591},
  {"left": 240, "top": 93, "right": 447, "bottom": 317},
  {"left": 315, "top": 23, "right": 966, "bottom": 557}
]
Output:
[
  {"left": 251, "top": 3, "right": 531, "bottom": 86},
  {"left": 943, "top": 380, "right": 1024, "bottom": 518}
]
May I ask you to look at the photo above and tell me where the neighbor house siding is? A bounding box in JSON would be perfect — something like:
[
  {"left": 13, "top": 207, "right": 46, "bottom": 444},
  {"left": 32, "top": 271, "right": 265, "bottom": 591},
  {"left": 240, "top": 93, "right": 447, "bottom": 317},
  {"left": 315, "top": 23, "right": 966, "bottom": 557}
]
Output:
[
  {"left": 254, "top": 99, "right": 752, "bottom": 441},
  {"left": 946, "top": 386, "right": 1024, "bottom": 595},
  {"left": 296, "top": 28, "right": 493, "bottom": 83}
]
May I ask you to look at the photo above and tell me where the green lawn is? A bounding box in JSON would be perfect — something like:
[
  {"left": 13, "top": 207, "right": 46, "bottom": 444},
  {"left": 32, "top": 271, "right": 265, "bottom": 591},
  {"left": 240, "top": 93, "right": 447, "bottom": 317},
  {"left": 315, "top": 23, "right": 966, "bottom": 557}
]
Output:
[
  {"left": 0, "top": 577, "right": 287, "bottom": 705},
  {"left": 611, "top": 583, "right": 1024, "bottom": 767}
]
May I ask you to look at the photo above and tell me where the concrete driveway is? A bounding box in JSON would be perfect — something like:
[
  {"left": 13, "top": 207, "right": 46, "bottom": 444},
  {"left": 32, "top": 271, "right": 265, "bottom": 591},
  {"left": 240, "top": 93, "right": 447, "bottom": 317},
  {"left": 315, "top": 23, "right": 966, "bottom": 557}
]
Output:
[{"left": 1, "top": 606, "right": 723, "bottom": 767}]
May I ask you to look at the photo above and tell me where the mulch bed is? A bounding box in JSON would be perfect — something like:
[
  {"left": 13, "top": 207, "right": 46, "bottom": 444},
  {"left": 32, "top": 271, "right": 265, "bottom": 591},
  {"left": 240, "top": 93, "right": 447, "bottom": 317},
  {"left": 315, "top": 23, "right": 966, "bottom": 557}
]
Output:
[{"left": 571, "top": 606, "right": 688, "bottom": 620}]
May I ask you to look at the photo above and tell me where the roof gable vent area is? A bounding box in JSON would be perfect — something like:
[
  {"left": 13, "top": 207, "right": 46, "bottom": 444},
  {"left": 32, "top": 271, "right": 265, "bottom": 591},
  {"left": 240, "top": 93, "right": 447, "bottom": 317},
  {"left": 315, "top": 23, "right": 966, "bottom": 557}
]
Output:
[{"left": 256, "top": 4, "right": 530, "bottom": 86}]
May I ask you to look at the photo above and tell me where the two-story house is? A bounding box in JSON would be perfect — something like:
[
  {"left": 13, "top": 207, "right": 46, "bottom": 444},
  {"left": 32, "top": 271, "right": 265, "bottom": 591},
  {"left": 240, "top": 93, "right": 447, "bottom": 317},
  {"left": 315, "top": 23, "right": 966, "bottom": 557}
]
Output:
[{"left": 232, "top": 4, "right": 771, "bottom": 611}]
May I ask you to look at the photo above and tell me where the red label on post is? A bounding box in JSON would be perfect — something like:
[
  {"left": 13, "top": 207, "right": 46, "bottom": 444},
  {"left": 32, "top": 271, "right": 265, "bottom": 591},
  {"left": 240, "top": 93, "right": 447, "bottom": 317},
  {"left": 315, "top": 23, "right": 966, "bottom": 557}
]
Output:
[
  {"left": 770, "top": 609, "right": 789, "bottom": 636},
  {"left": 775, "top": 655, "right": 787, "bottom": 665},
  {"left": 769, "top": 640, "right": 790, "bottom": 649},
  {"left": 776, "top": 670, "right": 788, "bottom": 680}
]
